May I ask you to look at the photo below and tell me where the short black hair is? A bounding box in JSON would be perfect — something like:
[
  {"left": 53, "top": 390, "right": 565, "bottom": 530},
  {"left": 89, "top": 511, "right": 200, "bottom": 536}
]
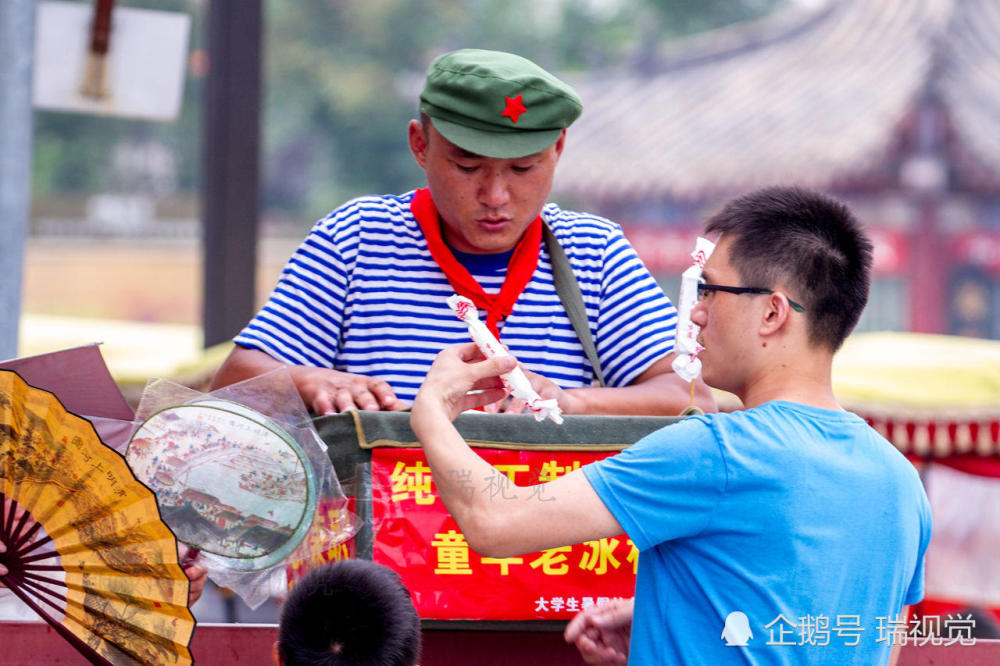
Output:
[
  {"left": 704, "top": 186, "right": 873, "bottom": 351},
  {"left": 278, "top": 560, "right": 421, "bottom": 666}
]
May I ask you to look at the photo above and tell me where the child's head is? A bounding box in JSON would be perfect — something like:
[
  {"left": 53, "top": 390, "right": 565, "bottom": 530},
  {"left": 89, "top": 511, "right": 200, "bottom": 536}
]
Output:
[{"left": 275, "top": 560, "right": 421, "bottom": 666}]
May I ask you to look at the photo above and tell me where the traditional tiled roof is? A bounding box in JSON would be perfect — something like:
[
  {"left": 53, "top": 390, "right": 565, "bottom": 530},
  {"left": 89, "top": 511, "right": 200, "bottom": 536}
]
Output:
[
  {"left": 555, "top": 0, "right": 1000, "bottom": 202},
  {"left": 939, "top": 0, "right": 1000, "bottom": 186}
]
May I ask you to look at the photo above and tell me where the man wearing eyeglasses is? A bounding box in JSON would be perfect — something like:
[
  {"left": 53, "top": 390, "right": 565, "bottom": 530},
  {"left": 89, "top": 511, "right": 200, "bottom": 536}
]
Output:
[{"left": 411, "top": 186, "right": 932, "bottom": 665}]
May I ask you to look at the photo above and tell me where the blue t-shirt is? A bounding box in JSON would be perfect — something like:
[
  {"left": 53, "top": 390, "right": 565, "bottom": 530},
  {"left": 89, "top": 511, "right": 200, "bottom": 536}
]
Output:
[{"left": 584, "top": 401, "right": 932, "bottom": 665}]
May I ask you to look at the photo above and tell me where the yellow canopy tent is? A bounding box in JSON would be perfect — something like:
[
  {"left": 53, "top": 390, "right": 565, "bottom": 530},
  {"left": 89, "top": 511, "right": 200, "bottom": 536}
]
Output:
[
  {"left": 828, "top": 333, "right": 1000, "bottom": 616},
  {"left": 832, "top": 332, "right": 1000, "bottom": 458}
]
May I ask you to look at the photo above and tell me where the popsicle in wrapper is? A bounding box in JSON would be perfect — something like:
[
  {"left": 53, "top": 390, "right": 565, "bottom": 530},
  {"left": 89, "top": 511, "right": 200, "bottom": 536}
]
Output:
[
  {"left": 671, "top": 237, "right": 716, "bottom": 382},
  {"left": 447, "top": 295, "right": 564, "bottom": 424}
]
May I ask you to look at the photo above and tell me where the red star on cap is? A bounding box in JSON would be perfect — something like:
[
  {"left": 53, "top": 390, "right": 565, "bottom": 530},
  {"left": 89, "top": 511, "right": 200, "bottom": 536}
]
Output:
[{"left": 501, "top": 94, "right": 527, "bottom": 124}]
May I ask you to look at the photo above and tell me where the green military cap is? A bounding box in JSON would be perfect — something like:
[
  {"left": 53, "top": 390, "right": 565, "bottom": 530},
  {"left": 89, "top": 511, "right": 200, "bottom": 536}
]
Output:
[{"left": 419, "top": 48, "right": 583, "bottom": 159}]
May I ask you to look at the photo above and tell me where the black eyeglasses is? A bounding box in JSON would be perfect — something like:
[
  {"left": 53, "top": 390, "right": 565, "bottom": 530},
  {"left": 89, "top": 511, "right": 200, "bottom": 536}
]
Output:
[{"left": 697, "top": 282, "right": 805, "bottom": 312}]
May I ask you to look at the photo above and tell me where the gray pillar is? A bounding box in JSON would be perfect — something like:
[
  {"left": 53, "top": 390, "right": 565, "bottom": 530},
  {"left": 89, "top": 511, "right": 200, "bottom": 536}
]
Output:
[
  {"left": 202, "top": 0, "right": 262, "bottom": 348},
  {"left": 0, "top": 0, "right": 36, "bottom": 359}
]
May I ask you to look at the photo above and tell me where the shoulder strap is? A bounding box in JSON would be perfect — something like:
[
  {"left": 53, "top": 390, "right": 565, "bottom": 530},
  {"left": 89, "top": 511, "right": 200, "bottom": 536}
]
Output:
[{"left": 542, "top": 221, "right": 606, "bottom": 387}]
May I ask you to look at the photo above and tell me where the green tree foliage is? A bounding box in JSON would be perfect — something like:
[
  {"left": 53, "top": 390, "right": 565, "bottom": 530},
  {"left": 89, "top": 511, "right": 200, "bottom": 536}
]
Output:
[
  {"left": 31, "top": 0, "right": 787, "bottom": 224},
  {"left": 262, "top": 0, "right": 786, "bottom": 222},
  {"left": 645, "top": 0, "right": 783, "bottom": 37},
  {"left": 32, "top": 0, "right": 205, "bottom": 200}
]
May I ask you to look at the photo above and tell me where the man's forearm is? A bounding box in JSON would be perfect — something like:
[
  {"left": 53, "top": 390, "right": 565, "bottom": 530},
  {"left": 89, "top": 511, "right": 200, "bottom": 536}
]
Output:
[
  {"left": 411, "top": 345, "right": 626, "bottom": 558},
  {"left": 210, "top": 346, "right": 287, "bottom": 390},
  {"left": 565, "top": 372, "right": 716, "bottom": 416},
  {"left": 411, "top": 408, "right": 519, "bottom": 555}
]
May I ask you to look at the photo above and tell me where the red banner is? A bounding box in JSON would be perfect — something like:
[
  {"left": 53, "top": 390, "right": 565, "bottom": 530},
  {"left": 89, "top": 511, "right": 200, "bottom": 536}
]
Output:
[{"left": 372, "top": 447, "right": 637, "bottom": 620}]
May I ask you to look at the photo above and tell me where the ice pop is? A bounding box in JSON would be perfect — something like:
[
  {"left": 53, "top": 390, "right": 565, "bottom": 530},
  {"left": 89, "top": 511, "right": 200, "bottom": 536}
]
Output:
[{"left": 447, "top": 294, "right": 564, "bottom": 424}]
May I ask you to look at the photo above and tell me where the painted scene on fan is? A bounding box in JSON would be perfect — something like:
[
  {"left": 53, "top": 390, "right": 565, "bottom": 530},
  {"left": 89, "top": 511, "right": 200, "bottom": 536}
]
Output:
[{"left": 126, "top": 404, "right": 312, "bottom": 561}]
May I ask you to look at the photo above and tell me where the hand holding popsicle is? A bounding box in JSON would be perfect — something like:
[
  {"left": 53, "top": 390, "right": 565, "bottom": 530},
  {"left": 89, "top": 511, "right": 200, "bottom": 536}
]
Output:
[{"left": 447, "top": 295, "right": 564, "bottom": 424}]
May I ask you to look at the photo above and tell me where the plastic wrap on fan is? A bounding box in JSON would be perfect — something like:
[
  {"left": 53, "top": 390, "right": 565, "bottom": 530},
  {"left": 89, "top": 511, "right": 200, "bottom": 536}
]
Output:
[
  {"left": 283, "top": 460, "right": 369, "bottom": 592},
  {"left": 128, "top": 368, "right": 358, "bottom": 609}
]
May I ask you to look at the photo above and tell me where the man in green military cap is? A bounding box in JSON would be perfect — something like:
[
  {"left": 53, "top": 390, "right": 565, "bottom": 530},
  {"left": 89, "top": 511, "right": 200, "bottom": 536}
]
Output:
[{"left": 213, "top": 49, "right": 714, "bottom": 417}]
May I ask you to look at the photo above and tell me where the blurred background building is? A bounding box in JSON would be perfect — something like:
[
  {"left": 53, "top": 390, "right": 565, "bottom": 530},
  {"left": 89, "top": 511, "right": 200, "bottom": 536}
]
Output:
[
  {"left": 20, "top": 0, "right": 1000, "bottom": 359},
  {"left": 555, "top": 0, "right": 1000, "bottom": 338}
]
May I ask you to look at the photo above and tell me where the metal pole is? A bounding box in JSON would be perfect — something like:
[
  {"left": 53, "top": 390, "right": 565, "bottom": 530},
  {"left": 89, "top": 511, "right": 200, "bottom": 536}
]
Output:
[
  {"left": 202, "top": 0, "right": 262, "bottom": 348},
  {"left": 0, "top": 0, "right": 36, "bottom": 359}
]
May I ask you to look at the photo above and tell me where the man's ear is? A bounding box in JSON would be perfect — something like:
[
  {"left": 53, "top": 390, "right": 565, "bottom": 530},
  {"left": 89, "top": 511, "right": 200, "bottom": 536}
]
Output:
[
  {"left": 272, "top": 641, "right": 282, "bottom": 666},
  {"left": 759, "top": 291, "right": 792, "bottom": 337},
  {"left": 552, "top": 129, "right": 567, "bottom": 160},
  {"left": 408, "top": 119, "right": 428, "bottom": 169}
]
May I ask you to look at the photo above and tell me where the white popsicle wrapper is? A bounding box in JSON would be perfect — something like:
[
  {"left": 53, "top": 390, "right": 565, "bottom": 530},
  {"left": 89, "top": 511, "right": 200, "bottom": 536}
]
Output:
[
  {"left": 671, "top": 237, "right": 715, "bottom": 382},
  {"left": 447, "top": 295, "right": 564, "bottom": 424}
]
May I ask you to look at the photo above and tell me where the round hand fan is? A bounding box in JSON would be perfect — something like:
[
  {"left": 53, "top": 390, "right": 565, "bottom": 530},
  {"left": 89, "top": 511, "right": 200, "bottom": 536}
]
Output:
[
  {"left": 125, "top": 398, "right": 318, "bottom": 571},
  {"left": 0, "top": 369, "right": 195, "bottom": 666}
]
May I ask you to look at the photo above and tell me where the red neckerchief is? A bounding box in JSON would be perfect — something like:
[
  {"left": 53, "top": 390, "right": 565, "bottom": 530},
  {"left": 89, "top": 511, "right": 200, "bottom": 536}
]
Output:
[{"left": 411, "top": 187, "right": 541, "bottom": 339}]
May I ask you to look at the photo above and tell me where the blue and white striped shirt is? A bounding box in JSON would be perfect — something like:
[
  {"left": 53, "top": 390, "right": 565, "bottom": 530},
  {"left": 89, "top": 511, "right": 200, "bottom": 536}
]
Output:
[{"left": 235, "top": 191, "right": 678, "bottom": 404}]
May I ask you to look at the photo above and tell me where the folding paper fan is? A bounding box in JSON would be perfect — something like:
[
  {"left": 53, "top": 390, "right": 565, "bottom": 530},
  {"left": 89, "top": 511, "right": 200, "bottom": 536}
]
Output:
[
  {"left": 0, "top": 370, "right": 195, "bottom": 666},
  {"left": 125, "top": 398, "right": 318, "bottom": 571}
]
